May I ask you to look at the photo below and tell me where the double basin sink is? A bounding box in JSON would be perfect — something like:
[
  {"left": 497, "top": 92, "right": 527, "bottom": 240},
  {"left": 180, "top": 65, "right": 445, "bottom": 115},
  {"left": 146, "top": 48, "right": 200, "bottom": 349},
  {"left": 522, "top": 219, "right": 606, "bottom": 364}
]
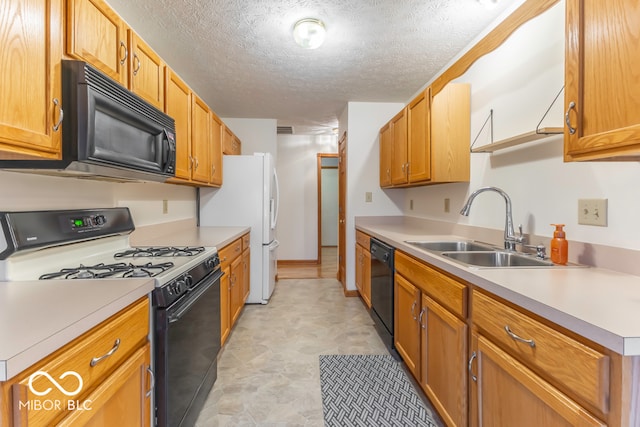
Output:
[{"left": 405, "top": 240, "right": 556, "bottom": 268}]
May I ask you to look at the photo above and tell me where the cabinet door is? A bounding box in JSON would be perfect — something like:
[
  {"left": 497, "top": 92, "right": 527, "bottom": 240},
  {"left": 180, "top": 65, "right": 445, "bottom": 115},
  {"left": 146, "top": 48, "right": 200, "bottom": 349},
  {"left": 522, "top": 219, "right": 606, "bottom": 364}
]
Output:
[
  {"left": 0, "top": 0, "right": 63, "bottom": 159},
  {"left": 430, "top": 83, "right": 470, "bottom": 183},
  {"left": 220, "top": 265, "right": 230, "bottom": 345},
  {"left": 230, "top": 255, "right": 243, "bottom": 326},
  {"left": 362, "top": 249, "right": 371, "bottom": 309},
  {"left": 394, "top": 273, "right": 421, "bottom": 379},
  {"left": 408, "top": 88, "right": 431, "bottom": 183},
  {"left": 222, "top": 126, "right": 234, "bottom": 155},
  {"left": 242, "top": 247, "right": 250, "bottom": 302},
  {"left": 165, "top": 68, "right": 192, "bottom": 180},
  {"left": 128, "top": 31, "right": 164, "bottom": 110},
  {"left": 390, "top": 108, "right": 408, "bottom": 185},
  {"left": 65, "top": 0, "right": 128, "bottom": 85},
  {"left": 421, "top": 294, "right": 467, "bottom": 427},
  {"left": 469, "top": 333, "right": 606, "bottom": 427},
  {"left": 210, "top": 112, "right": 223, "bottom": 186},
  {"left": 57, "top": 343, "right": 152, "bottom": 427},
  {"left": 565, "top": 0, "right": 640, "bottom": 160},
  {"left": 355, "top": 244, "right": 363, "bottom": 294},
  {"left": 379, "top": 123, "right": 392, "bottom": 187},
  {"left": 191, "top": 95, "right": 211, "bottom": 184}
]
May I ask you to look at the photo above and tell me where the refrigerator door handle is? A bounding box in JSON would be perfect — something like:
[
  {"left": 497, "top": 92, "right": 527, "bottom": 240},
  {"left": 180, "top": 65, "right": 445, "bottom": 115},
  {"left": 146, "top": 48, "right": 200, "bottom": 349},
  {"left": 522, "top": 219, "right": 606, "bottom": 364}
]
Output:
[{"left": 271, "top": 170, "right": 280, "bottom": 230}]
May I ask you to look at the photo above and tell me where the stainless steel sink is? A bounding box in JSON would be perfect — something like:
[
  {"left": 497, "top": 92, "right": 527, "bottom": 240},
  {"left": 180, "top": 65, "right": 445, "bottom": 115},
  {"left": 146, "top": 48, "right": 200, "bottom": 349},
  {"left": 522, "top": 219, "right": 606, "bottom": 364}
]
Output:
[
  {"left": 442, "top": 251, "right": 555, "bottom": 268},
  {"left": 405, "top": 240, "right": 496, "bottom": 252}
]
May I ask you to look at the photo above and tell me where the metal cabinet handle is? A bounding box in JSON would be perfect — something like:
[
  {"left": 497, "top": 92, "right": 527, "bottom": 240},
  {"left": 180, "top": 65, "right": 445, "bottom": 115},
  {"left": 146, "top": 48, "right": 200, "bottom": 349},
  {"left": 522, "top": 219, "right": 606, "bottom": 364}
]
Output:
[
  {"left": 90, "top": 338, "right": 121, "bottom": 367},
  {"left": 52, "top": 98, "right": 63, "bottom": 131},
  {"left": 418, "top": 307, "right": 426, "bottom": 330},
  {"left": 401, "top": 164, "right": 405, "bottom": 172},
  {"left": 194, "top": 157, "right": 199, "bottom": 170},
  {"left": 565, "top": 101, "right": 576, "bottom": 135},
  {"left": 468, "top": 351, "right": 477, "bottom": 382},
  {"left": 119, "top": 40, "right": 128, "bottom": 65},
  {"left": 145, "top": 366, "right": 155, "bottom": 397},
  {"left": 133, "top": 53, "right": 141, "bottom": 76},
  {"left": 504, "top": 325, "right": 536, "bottom": 348},
  {"left": 405, "top": 162, "right": 409, "bottom": 175},
  {"left": 410, "top": 301, "right": 417, "bottom": 320}
]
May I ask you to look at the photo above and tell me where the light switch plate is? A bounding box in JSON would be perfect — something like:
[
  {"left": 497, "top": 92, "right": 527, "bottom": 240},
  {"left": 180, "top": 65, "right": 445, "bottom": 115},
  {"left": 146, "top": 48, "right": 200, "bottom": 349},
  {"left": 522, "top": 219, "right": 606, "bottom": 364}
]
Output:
[
  {"left": 578, "top": 198, "right": 607, "bottom": 226},
  {"left": 365, "top": 192, "right": 372, "bottom": 203}
]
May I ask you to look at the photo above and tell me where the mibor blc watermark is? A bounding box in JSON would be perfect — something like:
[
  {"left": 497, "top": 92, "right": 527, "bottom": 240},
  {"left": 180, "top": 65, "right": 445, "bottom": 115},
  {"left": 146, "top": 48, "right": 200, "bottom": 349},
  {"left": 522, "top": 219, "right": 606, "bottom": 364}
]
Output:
[{"left": 19, "top": 370, "right": 93, "bottom": 412}]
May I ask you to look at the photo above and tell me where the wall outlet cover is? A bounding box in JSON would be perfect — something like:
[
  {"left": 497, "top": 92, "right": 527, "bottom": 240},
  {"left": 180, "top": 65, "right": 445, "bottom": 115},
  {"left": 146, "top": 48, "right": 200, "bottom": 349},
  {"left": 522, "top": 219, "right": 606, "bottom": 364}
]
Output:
[{"left": 578, "top": 198, "right": 607, "bottom": 226}]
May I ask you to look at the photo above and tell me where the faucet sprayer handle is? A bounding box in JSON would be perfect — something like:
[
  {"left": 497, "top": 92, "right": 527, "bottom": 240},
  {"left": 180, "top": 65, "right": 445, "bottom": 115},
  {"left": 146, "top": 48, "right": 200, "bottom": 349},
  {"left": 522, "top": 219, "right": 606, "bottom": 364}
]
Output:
[{"left": 517, "top": 224, "right": 525, "bottom": 243}]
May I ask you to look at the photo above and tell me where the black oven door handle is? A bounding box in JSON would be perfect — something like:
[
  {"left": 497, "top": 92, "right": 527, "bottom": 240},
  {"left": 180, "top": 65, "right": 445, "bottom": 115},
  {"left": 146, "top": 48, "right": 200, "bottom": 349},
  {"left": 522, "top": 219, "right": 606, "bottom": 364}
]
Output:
[{"left": 168, "top": 269, "right": 224, "bottom": 324}]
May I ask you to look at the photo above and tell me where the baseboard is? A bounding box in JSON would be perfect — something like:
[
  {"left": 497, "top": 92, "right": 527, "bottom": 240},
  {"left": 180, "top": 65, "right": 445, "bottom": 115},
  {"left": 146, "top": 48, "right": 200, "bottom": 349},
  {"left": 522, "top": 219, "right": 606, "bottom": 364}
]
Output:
[
  {"left": 344, "top": 289, "right": 359, "bottom": 297},
  {"left": 278, "top": 259, "right": 319, "bottom": 267}
]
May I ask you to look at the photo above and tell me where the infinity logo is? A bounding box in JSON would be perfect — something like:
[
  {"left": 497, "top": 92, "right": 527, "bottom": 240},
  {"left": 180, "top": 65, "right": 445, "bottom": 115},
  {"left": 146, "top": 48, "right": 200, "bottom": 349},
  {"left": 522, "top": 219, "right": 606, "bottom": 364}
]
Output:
[{"left": 28, "top": 371, "right": 83, "bottom": 397}]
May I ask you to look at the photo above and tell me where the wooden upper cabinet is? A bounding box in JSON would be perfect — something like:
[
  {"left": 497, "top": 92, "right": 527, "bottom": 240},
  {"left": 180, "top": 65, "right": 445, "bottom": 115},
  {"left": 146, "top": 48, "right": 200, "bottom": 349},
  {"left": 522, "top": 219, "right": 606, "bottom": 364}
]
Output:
[
  {"left": 191, "top": 95, "right": 211, "bottom": 184},
  {"left": 210, "top": 112, "right": 223, "bottom": 186},
  {"left": 128, "top": 31, "right": 164, "bottom": 110},
  {"left": 430, "top": 83, "right": 470, "bottom": 183},
  {"left": 222, "top": 126, "right": 241, "bottom": 155},
  {"left": 65, "top": 0, "right": 128, "bottom": 86},
  {"left": 165, "top": 68, "right": 192, "bottom": 181},
  {"left": 379, "top": 122, "right": 392, "bottom": 187},
  {"left": 390, "top": 108, "right": 408, "bottom": 185},
  {"left": 408, "top": 88, "right": 431, "bottom": 183},
  {"left": 0, "top": 0, "right": 63, "bottom": 160},
  {"left": 564, "top": 0, "right": 640, "bottom": 161}
]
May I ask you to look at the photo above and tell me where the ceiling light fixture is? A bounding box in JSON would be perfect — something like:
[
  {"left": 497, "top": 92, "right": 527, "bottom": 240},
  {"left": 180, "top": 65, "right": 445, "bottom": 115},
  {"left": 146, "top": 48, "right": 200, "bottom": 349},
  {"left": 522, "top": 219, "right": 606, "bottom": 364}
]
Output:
[
  {"left": 477, "top": 0, "right": 500, "bottom": 10},
  {"left": 293, "top": 18, "right": 326, "bottom": 49}
]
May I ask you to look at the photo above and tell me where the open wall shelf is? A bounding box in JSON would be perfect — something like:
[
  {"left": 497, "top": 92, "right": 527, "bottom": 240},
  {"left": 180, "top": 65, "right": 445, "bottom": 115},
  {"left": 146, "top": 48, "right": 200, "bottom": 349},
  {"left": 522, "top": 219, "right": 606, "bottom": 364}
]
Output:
[{"left": 471, "top": 127, "right": 563, "bottom": 153}]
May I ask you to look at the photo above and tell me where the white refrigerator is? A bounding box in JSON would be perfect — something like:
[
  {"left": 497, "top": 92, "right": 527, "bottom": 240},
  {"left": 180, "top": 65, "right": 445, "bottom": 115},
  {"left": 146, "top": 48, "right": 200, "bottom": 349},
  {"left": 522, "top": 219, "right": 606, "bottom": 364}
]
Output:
[{"left": 199, "top": 153, "right": 279, "bottom": 304}]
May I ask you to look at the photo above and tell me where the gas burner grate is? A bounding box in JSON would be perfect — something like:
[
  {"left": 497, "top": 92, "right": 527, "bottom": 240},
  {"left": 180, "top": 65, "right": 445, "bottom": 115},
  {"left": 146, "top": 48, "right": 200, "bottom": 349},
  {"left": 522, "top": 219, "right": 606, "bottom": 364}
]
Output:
[
  {"left": 115, "top": 246, "right": 206, "bottom": 258},
  {"left": 39, "top": 261, "right": 175, "bottom": 280}
]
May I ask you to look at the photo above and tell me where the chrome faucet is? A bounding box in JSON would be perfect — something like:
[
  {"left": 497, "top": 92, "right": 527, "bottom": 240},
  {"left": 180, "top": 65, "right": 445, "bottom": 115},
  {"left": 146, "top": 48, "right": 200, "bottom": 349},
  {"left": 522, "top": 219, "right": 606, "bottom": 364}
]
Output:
[{"left": 459, "top": 187, "right": 524, "bottom": 251}]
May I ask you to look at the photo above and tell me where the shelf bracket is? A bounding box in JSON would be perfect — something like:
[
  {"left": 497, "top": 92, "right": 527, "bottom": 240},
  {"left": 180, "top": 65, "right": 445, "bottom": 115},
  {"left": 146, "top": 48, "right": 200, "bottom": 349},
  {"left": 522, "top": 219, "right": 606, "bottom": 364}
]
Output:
[
  {"left": 536, "top": 85, "right": 565, "bottom": 134},
  {"left": 470, "top": 109, "right": 493, "bottom": 152}
]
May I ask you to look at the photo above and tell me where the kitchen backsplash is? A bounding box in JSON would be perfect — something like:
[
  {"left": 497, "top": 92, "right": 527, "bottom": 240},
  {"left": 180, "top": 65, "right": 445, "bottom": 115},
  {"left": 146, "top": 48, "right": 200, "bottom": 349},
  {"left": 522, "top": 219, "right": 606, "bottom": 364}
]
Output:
[{"left": 0, "top": 171, "right": 196, "bottom": 226}]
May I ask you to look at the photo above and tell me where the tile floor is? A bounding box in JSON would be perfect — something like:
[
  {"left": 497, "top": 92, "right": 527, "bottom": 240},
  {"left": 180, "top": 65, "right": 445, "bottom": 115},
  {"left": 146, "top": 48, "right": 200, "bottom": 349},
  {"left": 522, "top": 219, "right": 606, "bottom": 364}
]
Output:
[{"left": 195, "top": 278, "right": 389, "bottom": 426}]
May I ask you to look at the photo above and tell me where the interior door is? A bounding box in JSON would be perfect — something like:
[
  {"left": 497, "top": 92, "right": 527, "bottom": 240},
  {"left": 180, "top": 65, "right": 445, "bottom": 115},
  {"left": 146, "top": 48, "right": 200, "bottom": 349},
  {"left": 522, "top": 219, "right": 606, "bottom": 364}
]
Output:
[{"left": 337, "top": 132, "right": 346, "bottom": 286}]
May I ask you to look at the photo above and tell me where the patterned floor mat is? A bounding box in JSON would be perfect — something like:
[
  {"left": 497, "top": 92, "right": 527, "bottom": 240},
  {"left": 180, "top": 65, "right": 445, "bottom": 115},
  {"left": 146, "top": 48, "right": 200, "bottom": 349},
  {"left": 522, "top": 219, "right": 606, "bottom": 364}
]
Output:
[{"left": 319, "top": 354, "right": 439, "bottom": 427}]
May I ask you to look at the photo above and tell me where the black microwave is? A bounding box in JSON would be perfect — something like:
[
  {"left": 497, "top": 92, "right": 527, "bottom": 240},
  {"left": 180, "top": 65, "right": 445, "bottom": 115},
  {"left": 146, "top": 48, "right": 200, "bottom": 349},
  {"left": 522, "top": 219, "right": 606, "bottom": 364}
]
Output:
[{"left": 0, "top": 60, "right": 176, "bottom": 182}]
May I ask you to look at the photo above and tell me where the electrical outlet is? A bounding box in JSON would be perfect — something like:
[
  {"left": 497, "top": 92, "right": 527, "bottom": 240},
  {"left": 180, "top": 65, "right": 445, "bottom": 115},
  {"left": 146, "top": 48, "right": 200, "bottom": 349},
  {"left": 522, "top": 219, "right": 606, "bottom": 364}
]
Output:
[
  {"left": 162, "top": 199, "right": 168, "bottom": 214},
  {"left": 444, "top": 198, "right": 450, "bottom": 213},
  {"left": 410, "top": 199, "right": 414, "bottom": 210},
  {"left": 578, "top": 198, "right": 607, "bottom": 226},
  {"left": 365, "top": 192, "right": 372, "bottom": 203}
]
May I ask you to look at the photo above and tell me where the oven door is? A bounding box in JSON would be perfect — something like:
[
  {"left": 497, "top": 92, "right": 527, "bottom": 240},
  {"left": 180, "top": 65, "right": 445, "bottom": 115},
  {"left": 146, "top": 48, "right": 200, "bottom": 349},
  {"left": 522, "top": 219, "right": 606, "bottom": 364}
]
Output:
[{"left": 155, "top": 269, "right": 222, "bottom": 427}]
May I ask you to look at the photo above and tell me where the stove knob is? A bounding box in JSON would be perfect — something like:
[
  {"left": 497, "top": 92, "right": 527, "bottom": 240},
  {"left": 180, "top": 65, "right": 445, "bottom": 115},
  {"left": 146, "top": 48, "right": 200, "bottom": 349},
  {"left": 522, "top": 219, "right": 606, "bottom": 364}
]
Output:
[
  {"left": 175, "top": 279, "right": 185, "bottom": 294},
  {"left": 206, "top": 258, "right": 216, "bottom": 269},
  {"left": 184, "top": 275, "right": 193, "bottom": 289},
  {"left": 94, "top": 215, "right": 106, "bottom": 226}
]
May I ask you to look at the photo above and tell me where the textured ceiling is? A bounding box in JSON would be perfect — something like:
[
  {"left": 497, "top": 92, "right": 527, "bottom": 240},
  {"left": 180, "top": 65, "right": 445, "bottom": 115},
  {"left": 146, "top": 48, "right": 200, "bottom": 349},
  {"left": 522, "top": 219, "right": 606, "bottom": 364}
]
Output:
[{"left": 105, "top": 0, "right": 516, "bottom": 134}]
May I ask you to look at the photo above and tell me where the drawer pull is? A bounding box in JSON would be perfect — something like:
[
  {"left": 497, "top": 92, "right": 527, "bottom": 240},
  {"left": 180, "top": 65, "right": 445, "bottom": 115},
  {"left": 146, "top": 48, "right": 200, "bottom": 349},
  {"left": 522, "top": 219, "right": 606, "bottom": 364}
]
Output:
[
  {"left": 145, "top": 366, "right": 155, "bottom": 397},
  {"left": 504, "top": 325, "right": 536, "bottom": 348},
  {"left": 468, "top": 351, "right": 477, "bottom": 382},
  {"left": 90, "top": 338, "right": 121, "bottom": 367}
]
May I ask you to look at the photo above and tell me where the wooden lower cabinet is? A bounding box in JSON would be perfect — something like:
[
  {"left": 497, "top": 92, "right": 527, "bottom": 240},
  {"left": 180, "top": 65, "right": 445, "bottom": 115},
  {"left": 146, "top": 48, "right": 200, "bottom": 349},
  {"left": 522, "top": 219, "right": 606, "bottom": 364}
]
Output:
[
  {"left": 1, "top": 298, "right": 152, "bottom": 427},
  {"left": 219, "top": 232, "right": 250, "bottom": 346},
  {"left": 355, "top": 231, "right": 371, "bottom": 308},
  {"left": 469, "top": 332, "right": 605, "bottom": 427},
  {"left": 395, "top": 250, "right": 468, "bottom": 427},
  {"left": 421, "top": 294, "right": 467, "bottom": 427}
]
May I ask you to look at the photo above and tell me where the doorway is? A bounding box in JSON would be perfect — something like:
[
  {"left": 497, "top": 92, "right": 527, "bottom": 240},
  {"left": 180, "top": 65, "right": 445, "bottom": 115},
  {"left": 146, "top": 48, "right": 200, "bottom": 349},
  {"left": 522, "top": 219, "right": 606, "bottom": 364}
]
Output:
[{"left": 317, "top": 153, "right": 338, "bottom": 276}]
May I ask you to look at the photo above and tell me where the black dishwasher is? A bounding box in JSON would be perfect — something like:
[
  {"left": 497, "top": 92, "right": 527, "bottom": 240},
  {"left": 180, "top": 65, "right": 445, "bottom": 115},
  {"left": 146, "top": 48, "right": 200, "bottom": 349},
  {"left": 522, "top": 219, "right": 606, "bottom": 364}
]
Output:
[{"left": 369, "top": 238, "right": 395, "bottom": 354}]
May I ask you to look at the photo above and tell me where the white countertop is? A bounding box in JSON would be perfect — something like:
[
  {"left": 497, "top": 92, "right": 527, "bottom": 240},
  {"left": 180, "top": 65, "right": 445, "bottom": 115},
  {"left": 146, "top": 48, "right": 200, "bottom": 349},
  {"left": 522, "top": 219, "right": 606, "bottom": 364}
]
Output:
[
  {"left": 0, "top": 224, "right": 250, "bottom": 382},
  {"left": 356, "top": 218, "right": 640, "bottom": 356},
  {"left": 0, "top": 278, "right": 154, "bottom": 381}
]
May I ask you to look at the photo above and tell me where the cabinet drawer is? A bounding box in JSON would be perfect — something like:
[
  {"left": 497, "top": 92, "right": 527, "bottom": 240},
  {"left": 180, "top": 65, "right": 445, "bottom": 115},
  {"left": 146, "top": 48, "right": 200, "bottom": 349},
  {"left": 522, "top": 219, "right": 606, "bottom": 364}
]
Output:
[
  {"left": 472, "top": 290, "right": 609, "bottom": 414},
  {"left": 356, "top": 230, "right": 370, "bottom": 249},
  {"left": 12, "top": 298, "right": 149, "bottom": 426},
  {"left": 219, "top": 238, "right": 242, "bottom": 268},
  {"left": 242, "top": 233, "right": 250, "bottom": 251},
  {"left": 395, "top": 251, "right": 466, "bottom": 318}
]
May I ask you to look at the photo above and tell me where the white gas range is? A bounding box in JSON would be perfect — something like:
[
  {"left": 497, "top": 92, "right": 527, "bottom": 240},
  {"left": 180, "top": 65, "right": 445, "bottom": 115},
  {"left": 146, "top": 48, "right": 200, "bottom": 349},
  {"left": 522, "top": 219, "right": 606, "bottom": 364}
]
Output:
[{"left": 0, "top": 207, "right": 222, "bottom": 427}]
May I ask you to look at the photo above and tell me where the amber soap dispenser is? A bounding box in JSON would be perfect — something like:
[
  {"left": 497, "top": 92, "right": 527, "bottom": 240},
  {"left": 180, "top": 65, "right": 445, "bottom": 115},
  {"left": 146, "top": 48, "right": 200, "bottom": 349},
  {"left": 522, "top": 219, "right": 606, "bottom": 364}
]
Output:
[{"left": 550, "top": 224, "right": 568, "bottom": 265}]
